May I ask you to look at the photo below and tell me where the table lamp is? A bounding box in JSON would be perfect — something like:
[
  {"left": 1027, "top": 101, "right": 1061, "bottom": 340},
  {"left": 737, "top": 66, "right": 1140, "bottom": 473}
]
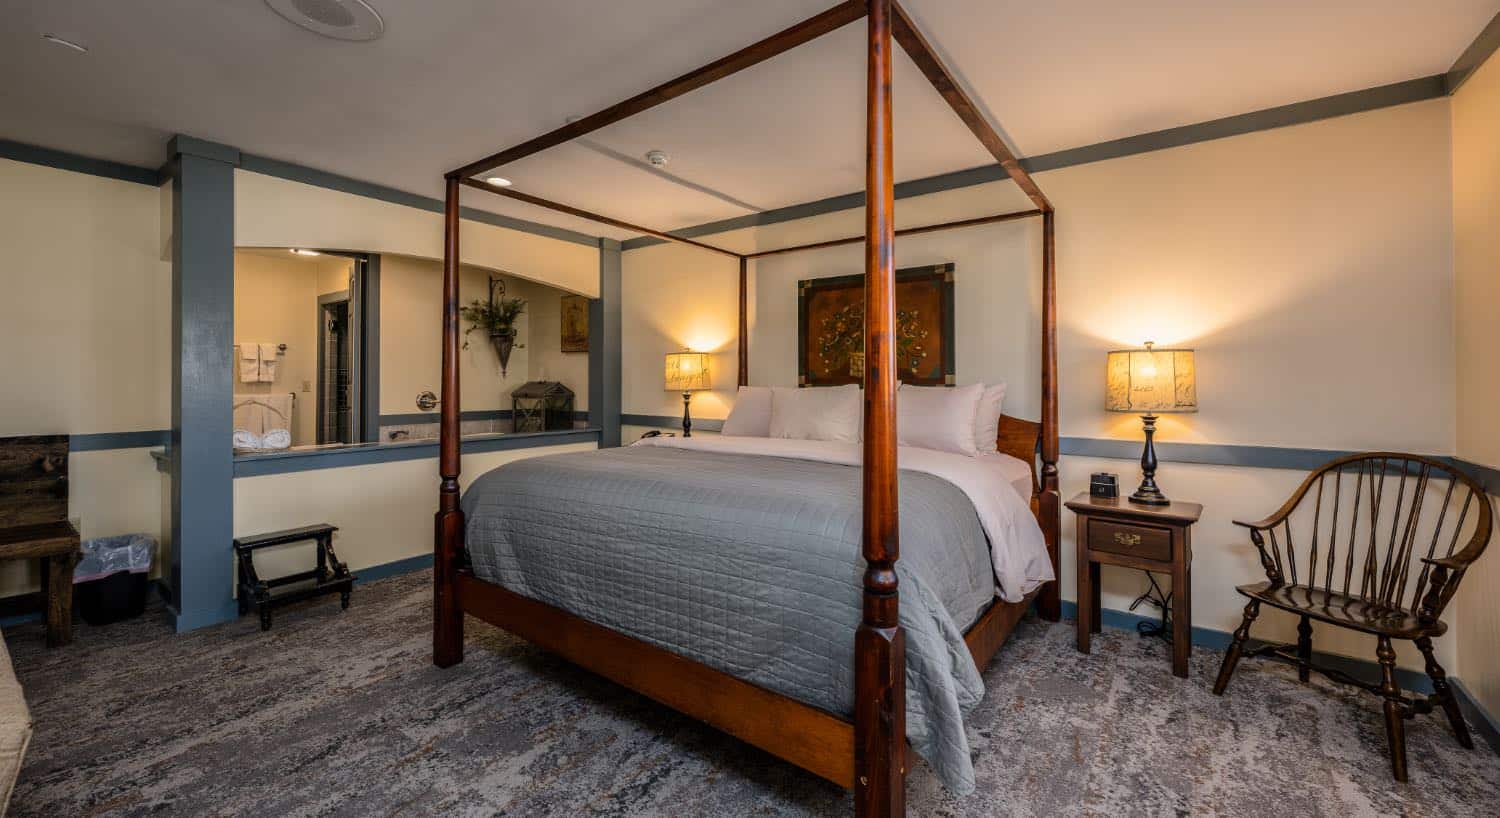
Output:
[
  {"left": 1105, "top": 342, "right": 1197, "bottom": 505},
  {"left": 664, "top": 351, "right": 712, "bottom": 437}
]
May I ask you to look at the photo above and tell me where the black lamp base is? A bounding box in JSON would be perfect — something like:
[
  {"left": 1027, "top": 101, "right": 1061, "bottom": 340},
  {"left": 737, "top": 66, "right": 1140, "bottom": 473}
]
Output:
[
  {"left": 1131, "top": 413, "right": 1170, "bottom": 506},
  {"left": 681, "top": 392, "right": 693, "bottom": 438}
]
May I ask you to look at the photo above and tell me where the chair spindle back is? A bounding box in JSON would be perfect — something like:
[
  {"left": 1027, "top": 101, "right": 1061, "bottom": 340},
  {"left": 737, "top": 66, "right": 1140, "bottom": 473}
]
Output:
[{"left": 1236, "top": 453, "right": 1492, "bottom": 623}]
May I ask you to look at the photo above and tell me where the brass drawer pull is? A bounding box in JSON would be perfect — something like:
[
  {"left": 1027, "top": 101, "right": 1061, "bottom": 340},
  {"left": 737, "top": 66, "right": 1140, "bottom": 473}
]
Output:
[{"left": 1114, "top": 531, "right": 1142, "bottom": 546}]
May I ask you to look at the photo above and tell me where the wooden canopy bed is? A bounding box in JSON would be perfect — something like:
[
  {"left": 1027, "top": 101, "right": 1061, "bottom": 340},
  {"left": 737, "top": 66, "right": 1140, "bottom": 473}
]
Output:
[{"left": 432, "top": 2, "right": 1059, "bottom": 815}]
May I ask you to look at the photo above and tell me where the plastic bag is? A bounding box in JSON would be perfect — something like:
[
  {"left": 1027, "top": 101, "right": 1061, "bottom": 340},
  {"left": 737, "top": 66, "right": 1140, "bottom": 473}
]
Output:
[{"left": 75, "top": 534, "right": 155, "bottom": 583}]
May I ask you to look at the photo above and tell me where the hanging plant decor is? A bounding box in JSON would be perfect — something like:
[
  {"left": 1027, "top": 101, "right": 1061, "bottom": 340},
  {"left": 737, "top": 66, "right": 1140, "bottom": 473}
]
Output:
[{"left": 460, "top": 277, "right": 527, "bottom": 377}]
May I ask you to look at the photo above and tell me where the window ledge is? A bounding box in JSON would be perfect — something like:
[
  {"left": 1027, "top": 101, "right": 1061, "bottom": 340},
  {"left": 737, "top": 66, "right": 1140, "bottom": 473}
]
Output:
[{"left": 231, "top": 428, "right": 602, "bottom": 477}]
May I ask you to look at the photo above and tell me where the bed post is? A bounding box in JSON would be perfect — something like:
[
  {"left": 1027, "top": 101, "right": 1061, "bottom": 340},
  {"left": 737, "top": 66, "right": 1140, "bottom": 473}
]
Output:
[
  {"left": 434, "top": 176, "right": 466, "bottom": 667},
  {"left": 1035, "top": 209, "right": 1062, "bottom": 622},
  {"left": 856, "top": 0, "right": 904, "bottom": 815},
  {"left": 738, "top": 256, "right": 749, "bottom": 388}
]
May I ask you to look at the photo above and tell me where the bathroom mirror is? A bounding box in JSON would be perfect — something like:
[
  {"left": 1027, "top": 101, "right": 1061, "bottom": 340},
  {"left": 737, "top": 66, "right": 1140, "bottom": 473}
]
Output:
[
  {"left": 232, "top": 248, "right": 368, "bottom": 451},
  {"left": 376, "top": 254, "right": 589, "bottom": 442}
]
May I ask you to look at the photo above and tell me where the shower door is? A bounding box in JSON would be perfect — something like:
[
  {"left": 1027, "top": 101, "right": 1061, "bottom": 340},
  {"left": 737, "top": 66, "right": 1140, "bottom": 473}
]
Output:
[{"left": 315, "top": 257, "right": 363, "bottom": 445}]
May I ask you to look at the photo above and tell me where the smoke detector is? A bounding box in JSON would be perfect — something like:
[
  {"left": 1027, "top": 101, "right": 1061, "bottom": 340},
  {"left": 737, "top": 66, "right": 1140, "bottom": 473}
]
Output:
[
  {"left": 264, "top": 0, "right": 384, "bottom": 41},
  {"left": 645, "top": 150, "right": 669, "bottom": 168}
]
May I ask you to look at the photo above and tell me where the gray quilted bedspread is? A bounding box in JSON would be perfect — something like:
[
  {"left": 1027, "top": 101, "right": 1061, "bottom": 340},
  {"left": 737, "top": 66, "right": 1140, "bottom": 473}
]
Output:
[{"left": 461, "top": 445, "right": 997, "bottom": 793}]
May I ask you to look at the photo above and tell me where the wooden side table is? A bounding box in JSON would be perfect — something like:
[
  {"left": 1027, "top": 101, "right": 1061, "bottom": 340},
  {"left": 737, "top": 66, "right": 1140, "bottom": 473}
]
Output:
[{"left": 1066, "top": 492, "right": 1202, "bottom": 677}]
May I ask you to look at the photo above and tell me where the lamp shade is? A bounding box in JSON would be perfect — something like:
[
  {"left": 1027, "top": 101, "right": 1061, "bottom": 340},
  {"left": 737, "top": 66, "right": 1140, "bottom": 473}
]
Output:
[
  {"left": 1106, "top": 343, "right": 1197, "bottom": 414},
  {"left": 664, "top": 351, "right": 712, "bottom": 392}
]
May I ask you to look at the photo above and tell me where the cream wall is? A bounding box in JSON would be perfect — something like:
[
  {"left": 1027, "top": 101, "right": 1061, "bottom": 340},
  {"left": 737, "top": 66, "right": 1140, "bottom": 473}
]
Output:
[
  {"left": 233, "top": 442, "right": 596, "bottom": 583},
  {"left": 1454, "top": 54, "right": 1500, "bottom": 472},
  {"left": 234, "top": 170, "right": 600, "bottom": 298},
  {"left": 233, "top": 249, "right": 353, "bottom": 445},
  {"left": 739, "top": 99, "right": 1455, "bottom": 452},
  {"left": 316, "top": 258, "right": 351, "bottom": 296},
  {"left": 621, "top": 243, "right": 742, "bottom": 421},
  {"left": 0, "top": 159, "right": 171, "bottom": 436},
  {"left": 0, "top": 159, "right": 172, "bottom": 597},
  {"left": 1452, "top": 51, "right": 1500, "bottom": 718},
  {"left": 620, "top": 99, "right": 1458, "bottom": 670}
]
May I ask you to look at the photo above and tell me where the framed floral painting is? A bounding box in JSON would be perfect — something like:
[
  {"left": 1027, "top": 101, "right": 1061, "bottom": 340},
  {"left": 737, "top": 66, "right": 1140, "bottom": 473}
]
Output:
[{"left": 796, "top": 263, "right": 955, "bottom": 387}]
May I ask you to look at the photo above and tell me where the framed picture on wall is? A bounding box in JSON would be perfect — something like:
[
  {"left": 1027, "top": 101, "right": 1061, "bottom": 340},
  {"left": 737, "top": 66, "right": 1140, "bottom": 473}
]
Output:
[
  {"left": 797, "top": 262, "right": 955, "bottom": 387},
  {"left": 560, "top": 294, "right": 589, "bottom": 353}
]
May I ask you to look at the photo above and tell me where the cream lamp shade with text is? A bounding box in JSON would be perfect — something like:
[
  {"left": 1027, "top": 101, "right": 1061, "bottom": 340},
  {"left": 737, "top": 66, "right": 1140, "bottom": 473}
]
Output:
[
  {"left": 1105, "top": 342, "right": 1197, "bottom": 505},
  {"left": 665, "top": 351, "right": 712, "bottom": 436}
]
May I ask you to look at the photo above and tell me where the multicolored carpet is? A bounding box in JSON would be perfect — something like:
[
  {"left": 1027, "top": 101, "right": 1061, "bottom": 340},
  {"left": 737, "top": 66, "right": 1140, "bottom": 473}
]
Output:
[{"left": 6, "top": 570, "right": 1498, "bottom": 816}]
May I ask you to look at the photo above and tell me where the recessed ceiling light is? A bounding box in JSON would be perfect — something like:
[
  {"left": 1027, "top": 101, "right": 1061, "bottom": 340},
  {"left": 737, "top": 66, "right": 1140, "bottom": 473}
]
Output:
[
  {"left": 41, "top": 34, "right": 88, "bottom": 53},
  {"left": 264, "top": 0, "right": 384, "bottom": 42},
  {"left": 291, "top": 248, "right": 322, "bottom": 256},
  {"left": 485, "top": 177, "right": 512, "bottom": 187}
]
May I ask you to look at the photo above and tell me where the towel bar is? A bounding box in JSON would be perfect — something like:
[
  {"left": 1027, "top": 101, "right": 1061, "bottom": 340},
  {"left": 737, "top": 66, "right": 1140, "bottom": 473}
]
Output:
[{"left": 232, "top": 343, "right": 288, "bottom": 354}]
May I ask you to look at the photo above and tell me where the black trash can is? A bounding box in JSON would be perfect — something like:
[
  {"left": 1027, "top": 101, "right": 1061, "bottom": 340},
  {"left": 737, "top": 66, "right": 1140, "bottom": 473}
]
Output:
[{"left": 74, "top": 534, "right": 155, "bottom": 626}]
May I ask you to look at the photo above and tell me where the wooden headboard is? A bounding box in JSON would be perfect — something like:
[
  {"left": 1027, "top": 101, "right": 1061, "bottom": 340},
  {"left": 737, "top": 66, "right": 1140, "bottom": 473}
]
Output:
[
  {"left": 996, "top": 414, "right": 1041, "bottom": 499},
  {"left": 0, "top": 435, "right": 69, "bottom": 528}
]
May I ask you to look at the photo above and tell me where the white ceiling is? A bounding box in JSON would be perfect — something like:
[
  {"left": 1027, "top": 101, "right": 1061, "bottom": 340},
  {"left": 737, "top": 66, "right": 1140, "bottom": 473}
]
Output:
[{"left": 2, "top": 0, "right": 1493, "bottom": 240}]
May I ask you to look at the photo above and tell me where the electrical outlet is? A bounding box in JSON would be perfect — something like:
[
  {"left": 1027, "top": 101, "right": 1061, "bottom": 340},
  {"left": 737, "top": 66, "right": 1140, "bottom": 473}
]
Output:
[{"left": 302, "top": 380, "right": 312, "bottom": 392}]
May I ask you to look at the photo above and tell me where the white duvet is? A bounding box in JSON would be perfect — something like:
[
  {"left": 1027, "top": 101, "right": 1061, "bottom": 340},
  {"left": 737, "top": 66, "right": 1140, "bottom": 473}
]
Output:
[{"left": 633, "top": 435, "right": 1054, "bottom": 602}]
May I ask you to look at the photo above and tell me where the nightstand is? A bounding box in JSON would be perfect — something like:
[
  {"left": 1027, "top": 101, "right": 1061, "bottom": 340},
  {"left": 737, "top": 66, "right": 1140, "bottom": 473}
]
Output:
[{"left": 1066, "top": 492, "right": 1203, "bottom": 677}]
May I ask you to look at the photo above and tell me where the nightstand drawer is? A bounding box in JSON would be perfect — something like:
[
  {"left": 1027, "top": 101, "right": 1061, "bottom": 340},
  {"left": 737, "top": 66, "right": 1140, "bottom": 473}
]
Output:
[{"left": 1087, "top": 519, "right": 1172, "bottom": 562}]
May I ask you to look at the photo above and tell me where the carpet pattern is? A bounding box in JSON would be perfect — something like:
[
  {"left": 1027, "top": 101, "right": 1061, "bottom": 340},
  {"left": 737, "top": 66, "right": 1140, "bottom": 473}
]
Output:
[{"left": 5, "top": 570, "right": 1499, "bottom": 816}]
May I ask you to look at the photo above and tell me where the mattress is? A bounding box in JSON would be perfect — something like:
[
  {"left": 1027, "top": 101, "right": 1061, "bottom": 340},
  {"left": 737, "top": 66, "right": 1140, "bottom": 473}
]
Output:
[
  {"left": 981, "top": 450, "right": 1037, "bottom": 502},
  {"left": 461, "top": 437, "right": 1051, "bottom": 793}
]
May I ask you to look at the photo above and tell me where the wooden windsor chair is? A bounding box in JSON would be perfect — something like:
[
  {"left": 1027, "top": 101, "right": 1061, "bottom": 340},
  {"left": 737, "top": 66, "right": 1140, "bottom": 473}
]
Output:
[{"left": 1211, "top": 452, "right": 1493, "bottom": 782}]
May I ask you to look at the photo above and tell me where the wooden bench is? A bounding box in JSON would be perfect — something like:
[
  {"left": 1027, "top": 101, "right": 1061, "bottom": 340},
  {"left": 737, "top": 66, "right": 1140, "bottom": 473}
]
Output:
[
  {"left": 234, "top": 523, "right": 354, "bottom": 631},
  {"left": 0, "top": 436, "right": 80, "bottom": 648}
]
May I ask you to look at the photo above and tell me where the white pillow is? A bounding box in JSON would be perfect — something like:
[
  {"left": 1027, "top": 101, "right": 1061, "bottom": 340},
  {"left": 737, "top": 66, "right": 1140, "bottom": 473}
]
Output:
[
  {"left": 769, "top": 385, "right": 861, "bottom": 442},
  {"left": 721, "top": 385, "right": 773, "bottom": 437},
  {"left": 972, "top": 382, "right": 1008, "bottom": 454},
  {"left": 897, "top": 383, "right": 984, "bottom": 456}
]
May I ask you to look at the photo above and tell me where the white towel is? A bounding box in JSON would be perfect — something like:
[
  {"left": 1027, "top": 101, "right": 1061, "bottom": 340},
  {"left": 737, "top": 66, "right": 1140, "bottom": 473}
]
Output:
[
  {"left": 257, "top": 343, "right": 281, "bottom": 383},
  {"left": 260, "top": 428, "right": 291, "bottom": 450},
  {"left": 232, "top": 427, "right": 290, "bottom": 451},
  {"left": 232, "top": 429, "right": 261, "bottom": 449},
  {"left": 238, "top": 345, "right": 260, "bottom": 383}
]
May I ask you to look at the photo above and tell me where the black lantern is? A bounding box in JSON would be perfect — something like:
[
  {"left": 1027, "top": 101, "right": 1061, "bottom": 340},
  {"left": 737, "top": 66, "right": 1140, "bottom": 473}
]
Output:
[{"left": 511, "top": 381, "right": 575, "bottom": 433}]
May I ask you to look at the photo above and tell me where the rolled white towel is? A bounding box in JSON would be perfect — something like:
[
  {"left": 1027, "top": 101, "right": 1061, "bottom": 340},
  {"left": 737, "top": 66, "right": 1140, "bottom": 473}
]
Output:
[
  {"left": 233, "top": 429, "right": 262, "bottom": 449},
  {"left": 260, "top": 428, "right": 291, "bottom": 450}
]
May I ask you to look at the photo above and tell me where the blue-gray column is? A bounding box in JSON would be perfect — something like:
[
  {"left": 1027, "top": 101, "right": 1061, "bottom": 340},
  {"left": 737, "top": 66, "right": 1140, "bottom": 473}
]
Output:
[
  {"left": 590, "top": 238, "right": 622, "bottom": 447},
  {"left": 360, "top": 254, "right": 382, "bottom": 442},
  {"left": 168, "top": 136, "right": 239, "bottom": 632}
]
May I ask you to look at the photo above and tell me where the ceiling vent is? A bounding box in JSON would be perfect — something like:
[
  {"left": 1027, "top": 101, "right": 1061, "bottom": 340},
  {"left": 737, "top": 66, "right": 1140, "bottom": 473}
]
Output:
[{"left": 264, "top": 0, "right": 384, "bottom": 41}]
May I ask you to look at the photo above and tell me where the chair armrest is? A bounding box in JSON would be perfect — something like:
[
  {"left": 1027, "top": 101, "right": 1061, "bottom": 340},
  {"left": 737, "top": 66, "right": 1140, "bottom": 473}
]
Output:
[
  {"left": 1420, "top": 555, "right": 1469, "bottom": 571},
  {"left": 1232, "top": 517, "right": 1279, "bottom": 531}
]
